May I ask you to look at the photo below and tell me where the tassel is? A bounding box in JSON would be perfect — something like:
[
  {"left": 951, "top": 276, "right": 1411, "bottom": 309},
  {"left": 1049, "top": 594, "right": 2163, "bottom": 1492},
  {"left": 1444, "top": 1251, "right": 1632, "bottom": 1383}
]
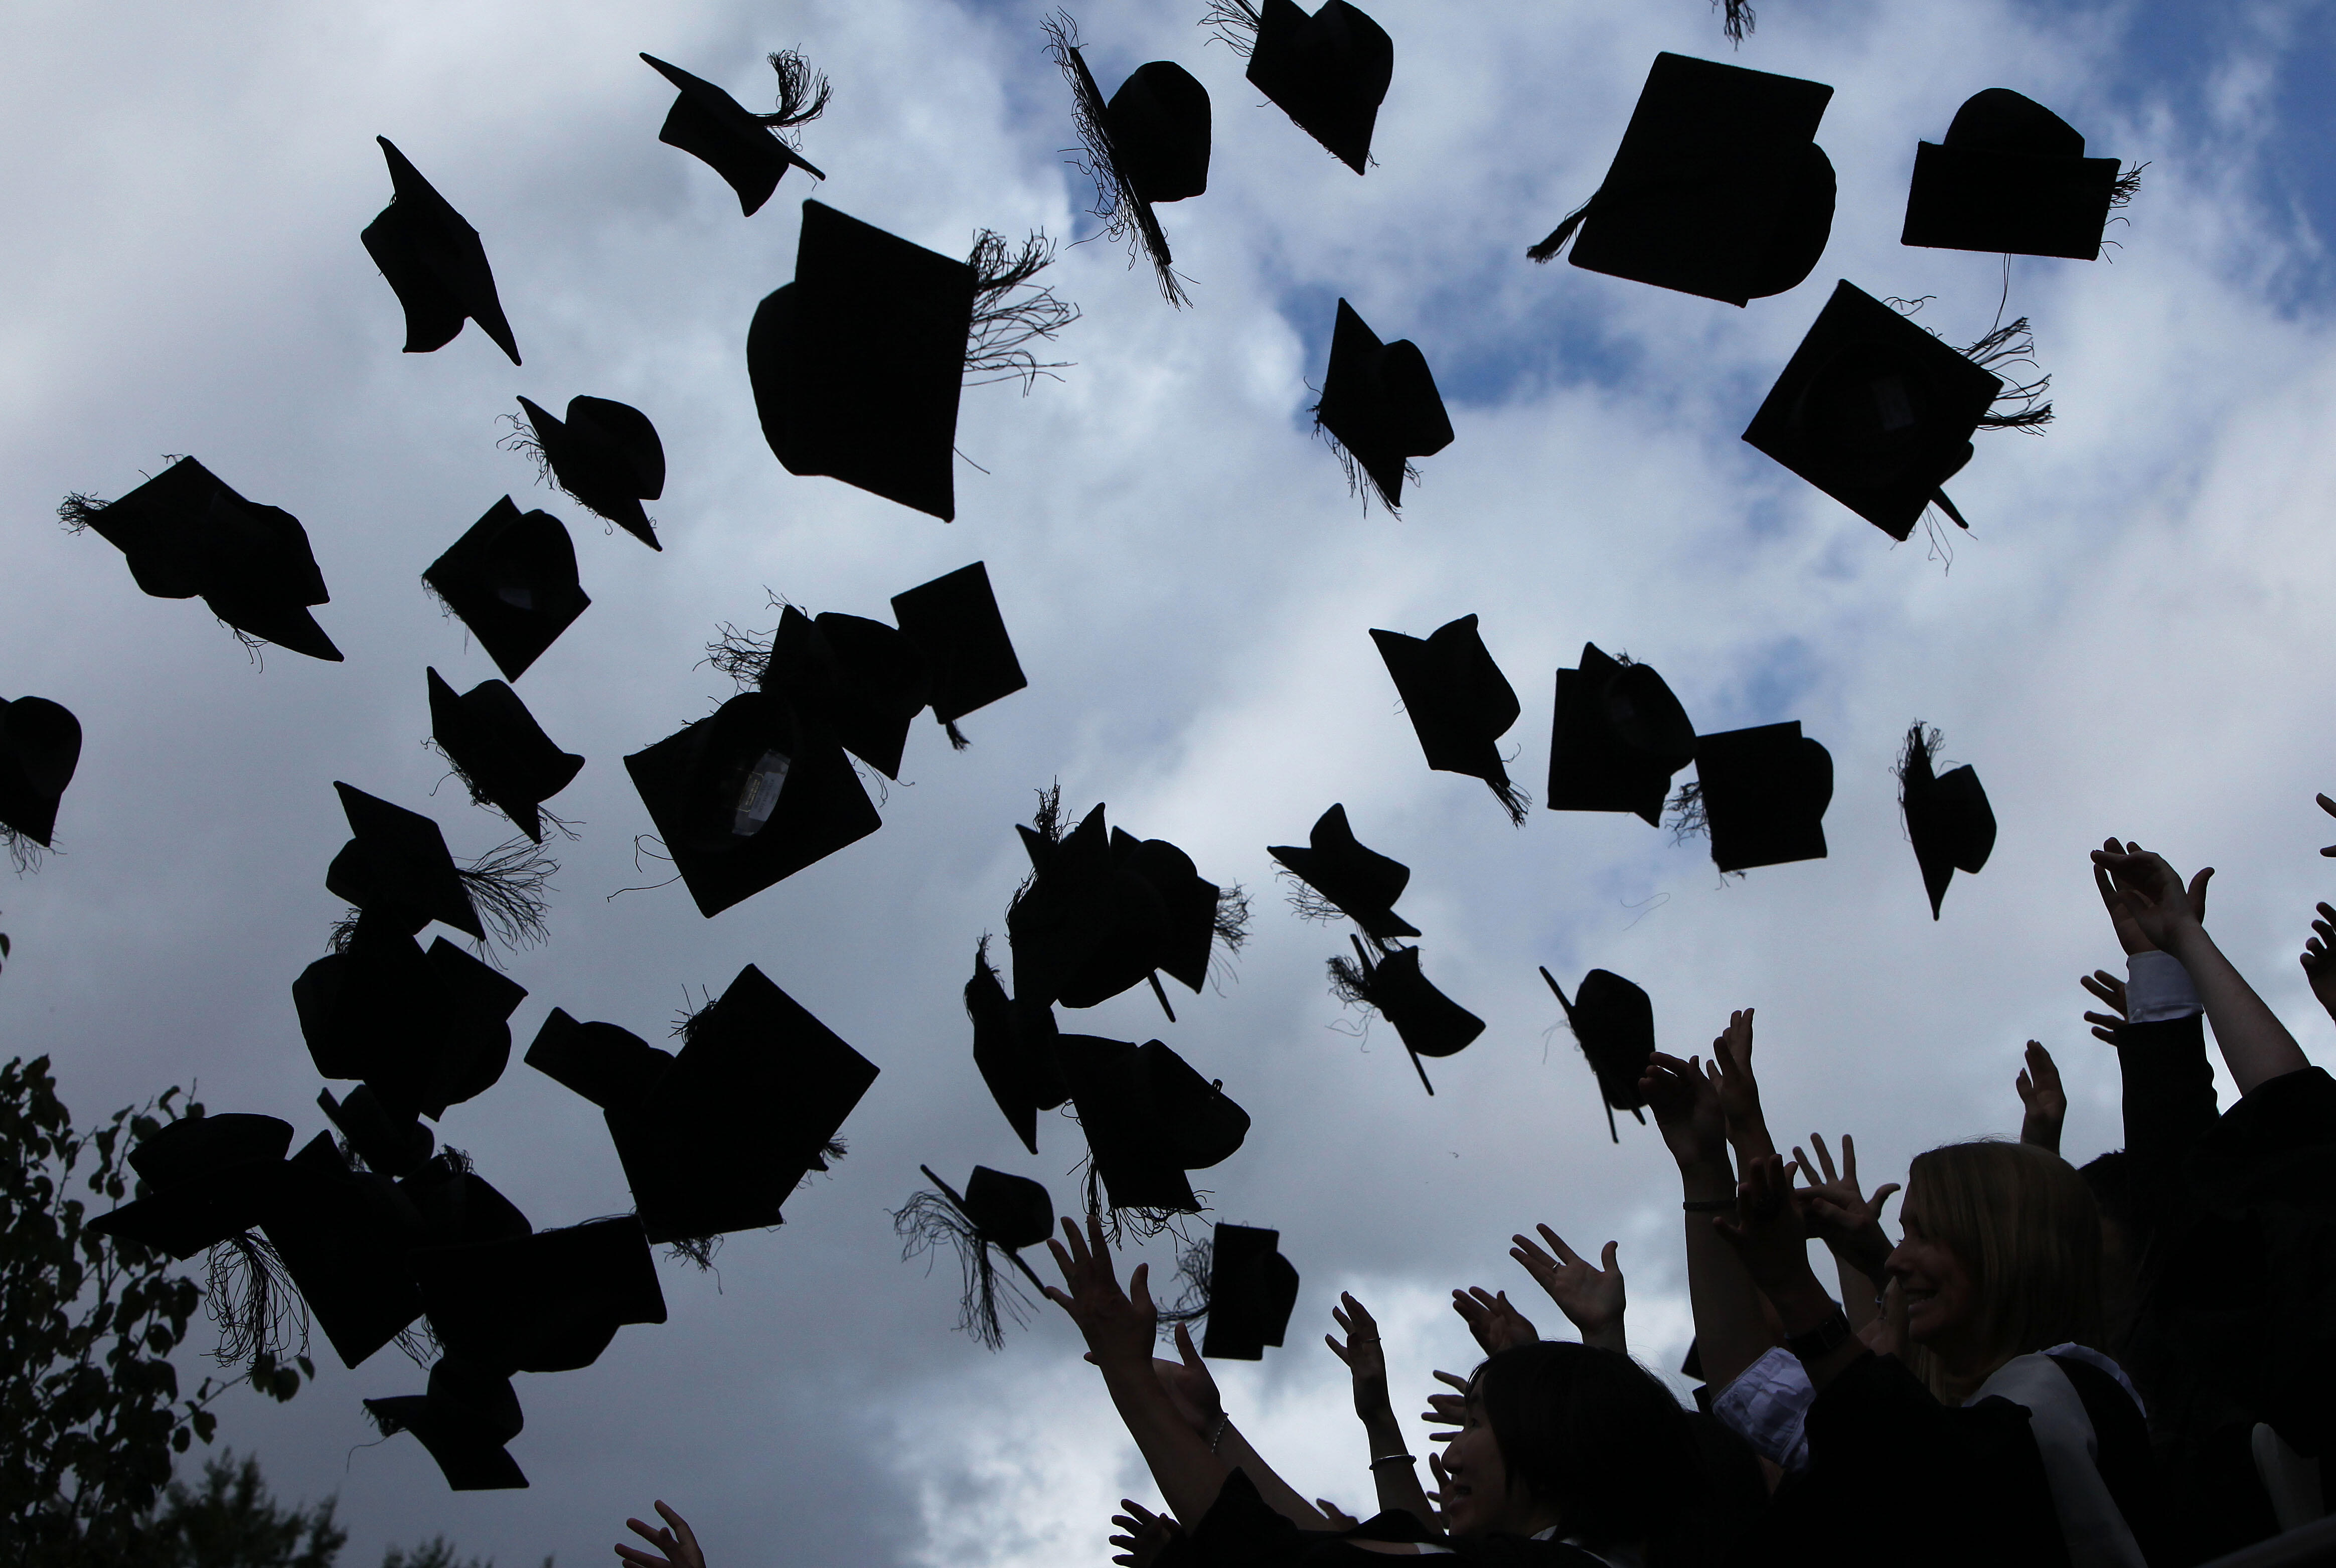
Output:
[
  {"left": 392, "top": 1318, "right": 441, "bottom": 1370},
  {"left": 1159, "top": 1235, "right": 1212, "bottom": 1330},
  {"left": 1277, "top": 869, "right": 1345, "bottom": 924},
  {"left": 458, "top": 836, "right": 557, "bottom": 953},
  {"left": 1894, "top": 722, "right": 1944, "bottom": 803},
  {"left": 496, "top": 411, "right": 552, "bottom": 486},
  {"left": 1200, "top": 0, "right": 1261, "bottom": 57},
  {"left": 1931, "top": 490, "right": 1972, "bottom": 531},
  {"left": 943, "top": 717, "right": 971, "bottom": 751},
  {"left": 702, "top": 619, "right": 776, "bottom": 689},
  {"left": 424, "top": 736, "right": 495, "bottom": 812},
  {"left": 893, "top": 1184, "right": 1036, "bottom": 1350},
  {"left": 965, "top": 229, "right": 1081, "bottom": 390},
  {"left": 665, "top": 1234, "right": 724, "bottom": 1272},
  {"left": 1027, "top": 781, "right": 1065, "bottom": 849},
  {"left": 55, "top": 492, "right": 109, "bottom": 534},
  {"left": 1487, "top": 775, "right": 1531, "bottom": 829},
  {"left": 1042, "top": 12, "right": 1191, "bottom": 308},
  {"left": 1717, "top": 0, "right": 1756, "bottom": 45},
  {"left": 326, "top": 908, "right": 364, "bottom": 955},
  {"left": 204, "top": 1231, "right": 308, "bottom": 1374},
  {"left": 1213, "top": 885, "right": 1251, "bottom": 955},
  {"left": 755, "top": 50, "right": 832, "bottom": 132},
  {"left": 1664, "top": 780, "right": 1709, "bottom": 846},
  {"left": 1310, "top": 413, "right": 1415, "bottom": 516},
  {"left": 1527, "top": 199, "right": 1595, "bottom": 263},
  {"left": 3, "top": 826, "right": 46, "bottom": 876},
  {"left": 2109, "top": 162, "right": 2147, "bottom": 212},
  {"left": 1962, "top": 318, "right": 2054, "bottom": 431}
]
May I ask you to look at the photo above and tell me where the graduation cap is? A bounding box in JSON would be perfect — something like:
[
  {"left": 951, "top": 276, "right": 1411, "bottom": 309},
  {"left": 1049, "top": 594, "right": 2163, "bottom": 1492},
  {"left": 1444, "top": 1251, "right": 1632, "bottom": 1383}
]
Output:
[
  {"left": 510, "top": 396, "right": 665, "bottom": 552},
  {"left": 360, "top": 137, "right": 520, "bottom": 365},
  {"left": 422, "top": 498, "right": 591, "bottom": 681},
  {"left": 87, "top": 1113, "right": 294, "bottom": 1260},
  {"left": 1902, "top": 89, "right": 2130, "bottom": 261},
  {"left": 1686, "top": 720, "right": 1832, "bottom": 873},
  {"left": 1898, "top": 722, "right": 1996, "bottom": 919},
  {"left": 1044, "top": 15, "right": 1209, "bottom": 305},
  {"left": 260, "top": 1133, "right": 427, "bottom": 1368},
  {"left": 365, "top": 1358, "right": 528, "bottom": 1491},
  {"left": 325, "top": 782, "right": 516, "bottom": 943},
  {"left": 60, "top": 457, "right": 342, "bottom": 662},
  {"left": 1539, "top": 967, "right": 1654, "bottom": 1144},
  {"left": 1269, "top": 803, "right": 1419, "bottom": 943},
  {"left": 622, "top": 690, "right": 880, "bottom": 918},
  {"left": 640, "top": 51, "right": 827, "bottom": 217},
  {"left": 1059, "top": 1035, "right": 1249, "bottom": 1226},
  {"left": 1527, "top": 52, "right": 1835, "bottom": 307},
  {"left": 1218, "top": 0, "right": 1392, "bottom": 174},
  {"left": 759, "top": 605, "right": 934, "bottom": 781},
  {"left": 318, "top": 1086, "right": 434, "bottom": 1181},
  {"left": 1329, "top": 937, "right": 1483, "bottom": 1094},
  {"left": 1741, "top": 280, "right": 2006, "bottom": 541},
  {"left": 965, "top": 939, "right": 1070, "bottom": 1156},
  {"left": 749, "top": 201, "right": 978, "bottom": 522},
  {"left": 427, "top": 668, "right": 583, "bottom": 845},
  {"left": 0, "top": 697, "right": 80, "bottom": 852},
  {"left": 412, "top": 1216, "right": 666, "bottom": 1375},
  {"left": 1198, "top": 1221, "right": 1301, "bottom": 1360},
  {"left": 400, "top": 1152, "right": 533, "bottom": 1250},
  {"left": 294, "top": 920, "right": 526, "bottom": 1121},
  {"left": 1317, "top": 299, "right": 1453, "bottom": 514},
  {"left": 529, "top": 967, "right": 879, "bottom": 1245},
  {"left": 1546, "top": 644, "right": 1696, "bottom": 825},
  {"left": 891, "top": 562, "right": 1027, "bottom": 749},
  {"left": 894, "top": 1164, "right": 1054, "bottom": 1349},
  {"left": 1371, "top": 615, "right": 1527, "bottom": 824}
]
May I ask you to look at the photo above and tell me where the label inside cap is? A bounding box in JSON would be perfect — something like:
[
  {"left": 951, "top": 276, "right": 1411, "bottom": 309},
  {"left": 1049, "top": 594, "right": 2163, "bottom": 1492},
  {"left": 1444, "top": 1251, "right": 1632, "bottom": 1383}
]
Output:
[{"left": 732, "top": 750, "right": 791, "bottom": 837}]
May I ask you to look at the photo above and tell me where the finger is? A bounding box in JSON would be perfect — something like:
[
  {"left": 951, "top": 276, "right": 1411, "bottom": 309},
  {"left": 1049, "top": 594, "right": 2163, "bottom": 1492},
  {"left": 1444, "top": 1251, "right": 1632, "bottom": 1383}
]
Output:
[
  {"left": 1129, "top": 1261, "right": 1153, "bottom": 1314},
  {"left": 1871, "top": 1182, "right": 1902, "bottom": 1216},
  {"left": 2189, "top": 867, "right": 2213, "bottom": 920},
  {"left": 1347, "top": 1294, "right": 1377, "bottom": 1329},
  {"left": 613, "top": 1550, "right": 668, "bottom": 1568},
  {"left": 1175, "top": 1321, "right": 1203, "bottom": 1371},
  {"left": 1600, "top": 1240, "right": 1620, "bottom": 1273},
  {"left": 2081, "top": 1010, "right": 2124, "bottom": 1032},
  {"left": 1326, "top": 1334, "right": 1351, "bottom": 1366},
  {"left": 625, "top": 1521, "right": 670, "bottom": 1546},
  {"left": 1537, "top": 1224, "right": 1584, "bottom": 1267}
]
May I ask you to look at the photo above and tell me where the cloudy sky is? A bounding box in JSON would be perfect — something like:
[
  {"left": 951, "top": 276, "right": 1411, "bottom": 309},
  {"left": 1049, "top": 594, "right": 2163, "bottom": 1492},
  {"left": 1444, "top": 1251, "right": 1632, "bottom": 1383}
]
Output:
[{"left": 6, "top": 0, "right": 2336, "bottom": 1562}]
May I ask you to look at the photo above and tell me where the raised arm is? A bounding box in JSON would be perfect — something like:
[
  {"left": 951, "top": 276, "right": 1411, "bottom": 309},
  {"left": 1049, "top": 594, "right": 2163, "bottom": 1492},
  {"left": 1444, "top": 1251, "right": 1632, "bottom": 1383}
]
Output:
[
  {"left": 1789, "top": 1132, "right": 1898, "bottom": 1334},
  {"left": 2014, "top": 1041, "right": 2066, "bottom": 1154},
  {"left": 1327, "top": 1294, "right": 1438, "bottom": 1530},
  {"left": 1643, "top": 1026, "right": 1776, "bottom": 1389},
  {"left": 2095, "top": 844, "right": 2307, "bottom": 1095},
  {"left": 1705, "top": 1005, "right": 1778, "bottom": 1166},
  {"left": 1129, "top": 1323, "right": 1326, "bottom": 1528},
  {"left": 1507, "top": 1224, "right": 1627, "bottom": 1354}
]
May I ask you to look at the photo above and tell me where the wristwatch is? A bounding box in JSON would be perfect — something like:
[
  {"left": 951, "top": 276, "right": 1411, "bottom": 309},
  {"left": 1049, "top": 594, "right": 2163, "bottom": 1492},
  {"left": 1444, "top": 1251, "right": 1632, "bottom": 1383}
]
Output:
[{"left": 1784, "top": 1308, "right": 1853, "bottom": 1361}]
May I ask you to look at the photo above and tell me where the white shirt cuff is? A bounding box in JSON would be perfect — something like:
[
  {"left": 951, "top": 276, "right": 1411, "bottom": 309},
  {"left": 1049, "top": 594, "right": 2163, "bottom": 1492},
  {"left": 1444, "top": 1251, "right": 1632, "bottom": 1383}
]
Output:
[{"left": 2126, "top": 950, "right": 2203, "bottom": 1023}]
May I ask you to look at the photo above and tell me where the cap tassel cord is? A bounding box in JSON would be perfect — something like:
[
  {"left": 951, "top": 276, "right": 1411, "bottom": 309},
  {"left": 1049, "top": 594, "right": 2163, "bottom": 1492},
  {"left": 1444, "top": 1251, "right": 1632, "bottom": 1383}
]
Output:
[
  {"left": 965, "top": 229, "right": 1080, "bottom": 390},
  {"left": 1527, "top": 197, "right": 1596, "bottom": 263},
  {"left": 753, "top": 49, "right": 831, "bottom": 134},
  {"left": 1717, "top": 0, "right": 1756, "bottom": 45},
  {"left": 1198, "top": 0, "right": 1261, "bottom": 56},
  {"left": 458, "top": 836, "right": 558, "bottom": 954},
  {"left": 1043, "top": 11, "right": 1192, "bottom": 308}
]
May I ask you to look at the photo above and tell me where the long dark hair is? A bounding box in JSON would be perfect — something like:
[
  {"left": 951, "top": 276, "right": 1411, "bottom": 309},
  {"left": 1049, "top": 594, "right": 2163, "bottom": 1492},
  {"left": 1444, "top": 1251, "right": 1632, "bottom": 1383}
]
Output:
[{"left": 1472, "top": 1342, "right": 1707, "bottom": 1562}]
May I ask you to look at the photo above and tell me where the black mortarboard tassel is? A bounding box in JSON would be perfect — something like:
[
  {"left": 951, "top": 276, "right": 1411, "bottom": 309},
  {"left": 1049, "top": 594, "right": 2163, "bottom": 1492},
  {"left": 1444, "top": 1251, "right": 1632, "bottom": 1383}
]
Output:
[
  {"left": 749, "top": 201, "right": 978, "bottom": 522},
  {"left": 966, "top": 938, "right": 1070, "bottom": 1156},
  {"left": 640, "top": 51, "right": 828, "bottom": 217},
  {"left": 411, "top": 1216, "right": 666, "bottom": 1375},
  {"left": 509, "top": 396, "right": 666, "bottom": 552},
  {"left": 1270, "top": 803, "right": 1419, "bottom": 944},
  {"left": 1902, "top": 89, "right": 2132, "bottom": 261},
  {"left": 1044, "top": 13, "right": 1209, "bottom": 306},
  {"left": 364, "top": 1358, "right": 528, "bottom": 1491},
  {"left": 1546, "top": 644, "right": 1697, "bottom": 826},
  {"left": 1682, "top": 720, "right": 1832, "bottom": 873},
  {"left": 1539, "top": 967, "right": 1654, "bottom": 1144},
  {"left": 1528, "top": 53, "right": 1834, "bottom": 307},
  {"left": 891, "top": 562, "right": 1028, "bottom": 749},
  {"left": 1898, "top": 722, "right": 1996, "bottom": 919},
  {"left": 1059, "top": 1035, "right": 1248, "bottom": 1233},
  {"left": 427, "top": 668, "right": 584, "bottom": 846},
  {"left": 1741, "top": 281, "right": 2012, "bottom": 541},
  {"left": 87, "top": 1113, "right": 294, "bottom": 1260},
  {"left": 422, "top": 498, "right": 591, "bottom": 682},
  {"left": 360, "top": 137, "right": 521, "bottom": 365},
  {"left": 1211, "top": 0, "right": 1392, "bottom": 174},
  {"left": 59, "top": 457, "right": 343, "bottom": 662},
  {"left": 0, "top": 696, "right": 81, "bottom": 856},
  {"left": 760, "top": 606, "right": 934, "bottom": 782},
  {"left": 894, "top": 1164, "right": 1054, "bottom": 1349},
  {"left": 1316, "top": 299, "right": 1452, "bottom": 514},
  {"left": 325, "top": 784, "right": 558, "bottom": 956},
  {"left": 1371, "top": 615, "right": 1527, "bottom": 825},
  {"left": 622, "top": 689, "right": 881, "bottom": 918},
  {"left": 1198, "top": 1221, "right": 1301, "bottom": 1360},
  {"left": 260, "top": 1132, "right": 427, "bottom": 1368},
  {"left": 1328, "top": 937, "right": 1483, "bottom": 1094}
]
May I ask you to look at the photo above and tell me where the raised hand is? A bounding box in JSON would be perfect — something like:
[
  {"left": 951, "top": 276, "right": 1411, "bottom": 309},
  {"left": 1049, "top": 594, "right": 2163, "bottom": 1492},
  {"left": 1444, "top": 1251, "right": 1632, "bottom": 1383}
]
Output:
[
  {"left": 1449, "top": 1286, "right": 1538, "bottom": 1355},
  {"left": 2301, "top": 902, "right": 2336, "bottom": 1024},
  {"left": 2080, "top": 970, "right": 2129, "bottom": 1044},
  {"left": 1420, "top": 1368, "right": 1467, "bottom": 1438},
  {"left": 1326, "top": 1293, "right": 1394, "bottom": 1422},
  {"left": 2094, "top": 837, "right": 2212, "bottom": 955},
  {"left": 1152, "top": 1323, "right": 1224, "bottom": 1435},
  {"left": 1703, "top": 1009, "right": 1773, "bottom": 1161},
  {"left": 1313, "top": 1498, "right": 1361, "bottom": 1531},
  {"left": 1714, "top": 1154, "right": 1820, "bottom": 1303},
  {"left": 1790, "top": 1132, "right": 1899, "bottom": 1287},
  {"left": 2318, "top": 794, "right": 2336, "bottom": 857},
  {"left": 1044, "top": 1210, "right": 1158, "bottom": 1372},
  {"left": 1640, "top": 1051, "right": 1728, "bottom": 1174},
  {"left": 1508, "top": 1225, "right": 1625, "bottom": 1352},
  {"left": 2014, "top": 1041, "right": 2067, "bottom": 1153},
  {"left": 1109, "top": 1499, "right": 1182, "bottom": 1568},
  {"left": 2092, "top": 844, "right": 2212, "bottom": 954},
  {"left": 616, "top": 1502, "right": 705, "bottom": 1568}
]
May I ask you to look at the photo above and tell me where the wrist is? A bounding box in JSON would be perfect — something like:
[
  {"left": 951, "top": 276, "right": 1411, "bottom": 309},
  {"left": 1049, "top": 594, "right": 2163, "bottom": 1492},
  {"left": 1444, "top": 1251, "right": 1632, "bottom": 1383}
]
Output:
[
  {"left": 1767, "top": 1274, "right": 1839, "bottom": 1338},
  {"left": 1677, "top": 1157, "right": 1735, "bottom": 1198},
  {"left": 1361, "top": 1411, "right": 1405, "bottom": 1443}
]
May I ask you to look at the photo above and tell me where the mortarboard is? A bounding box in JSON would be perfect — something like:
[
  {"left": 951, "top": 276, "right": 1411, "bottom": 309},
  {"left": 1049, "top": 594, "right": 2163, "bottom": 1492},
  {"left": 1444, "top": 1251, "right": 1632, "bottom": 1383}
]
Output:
[
  {"left": 895, "top": 1164, "right": 1055, "bottom": 1349},
  {"left": 0, "top": 696, "right": 81, "bottom": 851},
  {"left": 622, "top": 690, "right": 881, "bottom": 918},
  {"left": 1198, "top": 1221, "right": 1301, "bottom": 1360},
  {"left": 1045, "top": 16, "right": 1209, "bottom": 304},
  {"left": 427, "top": 668, "right": 584, "bottom": 846},
  {"left": 510, "top": 396, "right": 666, "bottom": 552},
  {"left": 748, "top": 201, "right": 977, "bottom": 522},
  {"left": 1741, "top": 280, "right": 2004, "bottom": 540},
  {"left": 760, "top": 606, "right": 933, "bottom": 782},
  {"left": 325, "top": 783, "right": 485, "bottom": 940},
  {"left": 411, "top": 1216, "right": 666, "bottom": 1375},
  {"left": 422, "top": 498, "right": 591, "bottom": 681},
  {"left": 60, "top": 457, "right": 342, "bottom": 662},
  {"left": 294, "top": 922, "right": 526, "bottom": 1122},
  {"left": 1270, "top": 803, "right": 1419, "bottom": 944},
  {"left": 890, "top": 562, "right": 1028, "bottom": 748},
  {"left": 260, "top": 1132, "right": 427, "bottom": 1368},
  {"left": 1234, "top": 0, "right": 1393, "bottom": 175},
  {"left": 399, "top": 1153, "right": 532, "bottom": 1250},
  {"left": 1688, "top": 720, "right": 1832, "bottom": 872},
  {"left": 364, "top": 1357, "right": 528, "bottom": 1491},
  {"left": 318, "top": 1086, "right": 434, "bottom": 1181},
  {"left": 640, "top": 52, "right": 827, "bottom": 217},
  {"left": 1898, "top": 723, "right": 1996, "bottom": 919},
  {"left": 1329, "top": 937, "right": 1483, "bottom": 1094},
  {"left": 1529, "top": 53, "right": 1834, "bottom": 307},
  {"left": 1546, "top": 644, "right": 1696, "bottom": 825},
  {"left": 1539, "top": 966, "right": 1654, "bottom": 1143},
  {"left": 1902, "top": 89, "right": 2128, "bottom": 261},
  {"left": 87, "top": 1113, "right": 294, "bottom": 1260},
  {"left": 1317, "top": 298, "right": 1452, "bottom": 513},
  {"left": 1059, "top": 1035, "right": 1249, "bottom": 1223},
  {"left": 360, "top": 137, "right": 521, "bottom": 365},
  {"left": 965, "top": 939, "right": 1070, "bottom": 1156},
  {"left": 1371, "top": 615, "right": 1526, "bottom": 824}
]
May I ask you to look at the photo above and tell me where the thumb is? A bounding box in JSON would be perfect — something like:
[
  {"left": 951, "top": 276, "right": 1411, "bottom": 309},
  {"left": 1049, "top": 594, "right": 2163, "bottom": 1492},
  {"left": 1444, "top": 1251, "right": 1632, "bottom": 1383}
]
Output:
[
  {"left": 1175, "top": 1320, "right": 1203, "bottom": 1369},
  {"left": 2190, "top": 866, "right": 2213, "bottom": 920},
  {"left": 1872, "top": 1182, "right": 1903, "bottom": 1215},
  {"left": 1600, "top": 1240, "right": 1619, "bottom": 1272}
]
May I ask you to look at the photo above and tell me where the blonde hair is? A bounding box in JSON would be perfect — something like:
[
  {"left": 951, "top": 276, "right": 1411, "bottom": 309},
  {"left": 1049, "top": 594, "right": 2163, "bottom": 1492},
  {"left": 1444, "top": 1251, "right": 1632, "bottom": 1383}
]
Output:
[{"left": 1902, "top": 1139, "right": 2103, "bottom": 1401}]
